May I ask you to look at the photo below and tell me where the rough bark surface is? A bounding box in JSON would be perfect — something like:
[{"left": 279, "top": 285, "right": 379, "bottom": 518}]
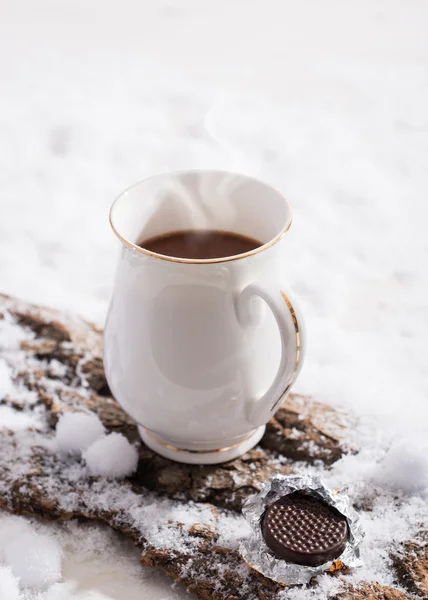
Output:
[
  {"left": 0, "top": 294, "right": 423, "bottom": 599},
  {"left": 391, "top": 531, "right": 428, "bottom": 598}
]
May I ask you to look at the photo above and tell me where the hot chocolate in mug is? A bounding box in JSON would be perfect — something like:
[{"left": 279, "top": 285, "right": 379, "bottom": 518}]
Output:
[{"left": 104, "top": 170, "right": 305, "bottom": 464}]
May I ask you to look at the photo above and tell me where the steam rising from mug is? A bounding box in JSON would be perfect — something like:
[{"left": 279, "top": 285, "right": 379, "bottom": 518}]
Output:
[
  {"left": 138, "top": 172, "right": 244, "bottom": 244},
  {"left": 140, "top": 175, "right": 239, "bottom": 239},
  {"left": 136, "top": 91, "right": 277, "bottom": 244},
  {"left": 111, "top": 171, "right": 289, "bottom": 251}
]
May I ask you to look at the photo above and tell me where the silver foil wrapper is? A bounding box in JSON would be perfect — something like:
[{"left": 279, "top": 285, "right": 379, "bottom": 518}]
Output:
[{"left": 240, "top": 474, "right": 364, "bottom": 585}]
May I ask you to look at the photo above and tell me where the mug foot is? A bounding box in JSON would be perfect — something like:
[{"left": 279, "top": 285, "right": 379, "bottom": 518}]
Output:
[{"left": 138, "top": 425, "right": 266, "bottom": 465}]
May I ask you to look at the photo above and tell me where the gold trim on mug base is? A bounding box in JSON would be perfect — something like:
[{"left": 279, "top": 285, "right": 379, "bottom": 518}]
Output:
[
  {"left": 138, "top": 425, "right": 266, "bottom": 465},
  {"left": 140, "top": 427, "right": 254, "bottom": 454}
]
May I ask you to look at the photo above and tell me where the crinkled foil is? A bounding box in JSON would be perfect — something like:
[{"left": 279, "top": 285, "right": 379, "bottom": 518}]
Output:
[{"left": 240, "top": 474, "right": 364, "bottom": 585}]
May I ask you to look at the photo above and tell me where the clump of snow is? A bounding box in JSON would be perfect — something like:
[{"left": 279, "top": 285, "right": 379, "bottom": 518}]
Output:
[
  {"left": 55, "top": 412, "right": 105, "bottom": 456},
  {"left": 0, "top": 566, "right": 21, "bottom": 600},
  {"left": 372, "top": 438, "right": 428, "bottom": 495},
  {"left": 3, "top": 530, "right": 62, "bottom": 589},
  {"left": 83, "top": 433, "right": 138, "bottom": 478},
  {"left": 0, "top": 358, "right": 13, "bottom": 399}
]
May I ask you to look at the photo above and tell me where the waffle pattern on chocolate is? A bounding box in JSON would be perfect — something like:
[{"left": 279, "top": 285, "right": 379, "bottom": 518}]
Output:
[{"left": 262, "top": 492, "right": 349, "bottom": 566}]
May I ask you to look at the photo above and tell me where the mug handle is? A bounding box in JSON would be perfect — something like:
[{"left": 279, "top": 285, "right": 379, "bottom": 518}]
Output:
[{"left": 238, "top": 282, "right": 304, "bottom": 427}]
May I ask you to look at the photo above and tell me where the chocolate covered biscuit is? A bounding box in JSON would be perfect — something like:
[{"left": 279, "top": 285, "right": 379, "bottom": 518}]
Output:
[{"left": 262, "top": 492, "right": 348, "bottom": 566}]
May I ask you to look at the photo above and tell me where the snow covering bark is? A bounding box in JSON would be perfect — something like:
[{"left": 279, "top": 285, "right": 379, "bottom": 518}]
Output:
[{"left": 0, "top": 294, "right": 427, "bottom": 599}]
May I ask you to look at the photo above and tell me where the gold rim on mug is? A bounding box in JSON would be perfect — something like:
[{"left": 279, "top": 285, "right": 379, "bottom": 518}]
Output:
[
  {"left": 109, "top": 170, "right": 293, "bottom": 265},
  {"left": 269, "top": 291, "right": 301, "bottom": 413},
  {"left": 141, "top": 427, "right": 256, "bottom": 454}
]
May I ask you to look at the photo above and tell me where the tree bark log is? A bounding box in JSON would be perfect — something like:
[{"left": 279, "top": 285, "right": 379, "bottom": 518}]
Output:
[{"left": 0, "top": 294, "right": 423, "bottom": 599}]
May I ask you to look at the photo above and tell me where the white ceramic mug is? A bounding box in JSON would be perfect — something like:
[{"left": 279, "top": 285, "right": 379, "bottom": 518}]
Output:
[{"left": 104, "top": 170, "right": 305, "bottom": 464}]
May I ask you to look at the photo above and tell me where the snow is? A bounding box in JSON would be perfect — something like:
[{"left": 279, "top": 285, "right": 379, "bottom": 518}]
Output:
[
  {"left": 83, "top": 433, "right": 139, "bottom": 478},
  {"left": 0, "top": 405, "right": 39, "bottom": 431},
  {"left": 0, "top": 516, "right": 62, "bottom": 592},
  {"left": 0, "top": 359, "right": 13, "bottom": 400},
  {"left": 0, "top": 566, "right": 21, "bottom": 600},
  {"left": 48, "top": 360, "right": 68, "bottom": 379},
  {"left": 279, "top": 575, "right": 342, "bottom": 600},
  {"left": 0, "top": 0, "right": 428, "bottom": 598},
  {"left": 0, "top": 314, "right": 30, "bottom": 354},
  {"left": 4, "top": 531, "right": 62, "bottom": 590},
  {"left": 216, "top": 514, "right": 252, "bottom": 550},
  {"left": 0, "top": 516, "right": 184, "bottom": 600},
  {"left": 372, "top": 438, "right": 428, "bottom": 495},
  {"left": 55, "top": 412, "right": 105, "bottom": 456}
]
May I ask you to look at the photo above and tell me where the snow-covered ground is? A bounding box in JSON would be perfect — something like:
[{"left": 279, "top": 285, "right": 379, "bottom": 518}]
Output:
[{"left": 1, "top": 1, "right": 428, "bottom": 598}]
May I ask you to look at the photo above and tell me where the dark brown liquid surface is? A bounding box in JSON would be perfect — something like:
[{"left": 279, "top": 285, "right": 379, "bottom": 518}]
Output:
[{"left": 139, "top": 230, "right": 262, "bottom": 259}]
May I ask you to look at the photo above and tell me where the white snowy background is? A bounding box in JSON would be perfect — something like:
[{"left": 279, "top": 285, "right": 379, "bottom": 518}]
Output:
[{"left": 1, "top": 1, "right": 428, "bottom": 598}]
